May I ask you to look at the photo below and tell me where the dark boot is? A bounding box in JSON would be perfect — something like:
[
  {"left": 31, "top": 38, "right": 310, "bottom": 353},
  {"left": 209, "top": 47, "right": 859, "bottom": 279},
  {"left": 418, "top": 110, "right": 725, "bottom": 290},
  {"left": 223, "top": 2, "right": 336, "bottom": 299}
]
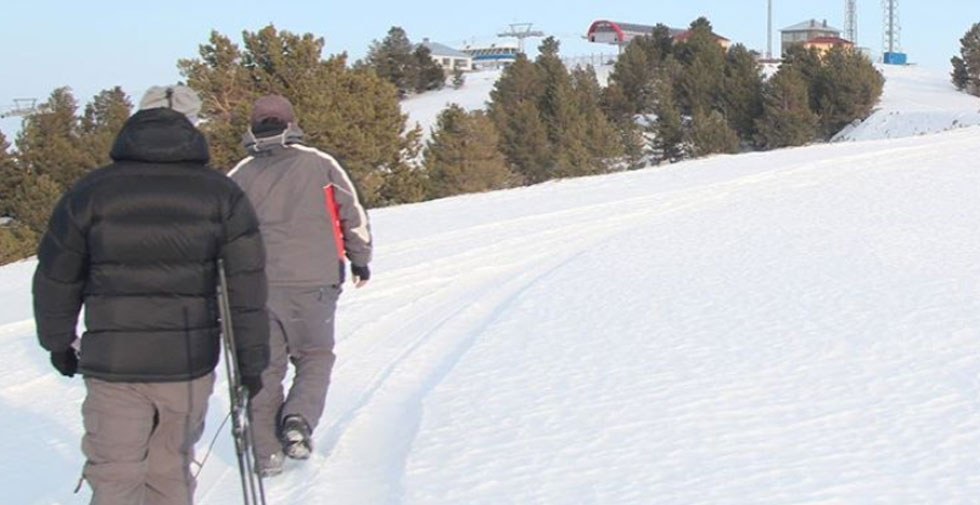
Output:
[{"left": 280, "top": 415, "right": 312, "bottom": 460}]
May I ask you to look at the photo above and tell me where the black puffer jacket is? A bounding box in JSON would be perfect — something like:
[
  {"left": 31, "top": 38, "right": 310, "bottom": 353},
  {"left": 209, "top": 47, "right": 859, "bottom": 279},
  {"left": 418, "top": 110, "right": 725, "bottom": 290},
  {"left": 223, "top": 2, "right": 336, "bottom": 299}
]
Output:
[{"left": 32, "top": 108, "right": 269, "bottom": 382}]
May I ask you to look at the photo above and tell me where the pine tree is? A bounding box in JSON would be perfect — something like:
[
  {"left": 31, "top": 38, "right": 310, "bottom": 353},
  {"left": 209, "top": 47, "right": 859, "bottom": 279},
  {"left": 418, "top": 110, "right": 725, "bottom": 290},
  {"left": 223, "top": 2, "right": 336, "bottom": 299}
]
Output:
[
  {"left": 650, "top": 24, "right": 675, "bottom": 62},
  {"left": 755, "top": 67, "right": 819, "bottom": 149},
  {"left": 951, "top": 56, "right": 969, "bottom": 91},
  {"left": 7, "top": 172, "right": 61, "bottom": 237},
  {"left": 424, "top": 104, "right": 514, "bottom": 198},
  {"left": 0, "top": 223, "right": 38, "bottom": 265},
  {"left": 364, "top": 26, "right": 417, "bottom": 97},
  {"left": 782, "top": 45, "right": 825, "bottom": 112},
  {"left": 1, "top": 87, "right": 133, "bottom": 264},
  {"left": 570, "top": 66, "right": 624, "bottom": 174},
  {"left": 720, "top": 44, "right": 764, "bottom": 142},
  {"left": 0, "top": 130, "right": 16, "bottom": 217},
  {"left": 80, "top": 87, "right": 132, "bottom": 166},
  {"left": 497, "top": 99, "right": 552, "bottom": 184},
  {"left": 414, "top": 45, "right": 446, "bottom": 93},
  {"left": 177, "top": 30, "right": 254, "bottom": 167},
  {"left": 652, "top": 75, "right": 686, "bottom": 162},
  {"left": 488, "top": 54, "right": 551, "bottom": 183},
  {"left": 618, "top": 124, "right": 649, "bottom": 170},
  {"left": 377, "top": 124, "right": 427, "bottom": 205},
  {"left": 15, "top": 87, "right": 93, "bottom": 190},
  {"left": 535, "top": 37, "right": 592, "bottom": 178},
  {"left": 452, "top": 68, "right": 466, "bottom": 89},
  {"left": 689, "top": 109, "right": 739, "bottom": 157},
  {"left": 0, "top": 137, "right": 40, "bottom": 264},
  {"left": 674, "top": 20, "right": 726, "bottom": 116},
  {"left": 953, "top": 23, "right": 980, "bottom": 95},
  {"left": 689, "top": 16, "right": 713, "bottom": 33},
  {"left": 816, "top": 46, "right": 884, "bottom": 138},
  {"left": 602, "top": 35, "right": 659, "bottom": 121}
]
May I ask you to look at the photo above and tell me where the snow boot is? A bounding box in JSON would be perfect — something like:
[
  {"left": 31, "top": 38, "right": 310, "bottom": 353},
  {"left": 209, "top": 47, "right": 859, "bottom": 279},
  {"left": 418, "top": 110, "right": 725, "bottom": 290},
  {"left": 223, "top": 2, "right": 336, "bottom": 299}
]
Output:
[{"left": 281, "top": 415, "right": 312, "bottom": 460}]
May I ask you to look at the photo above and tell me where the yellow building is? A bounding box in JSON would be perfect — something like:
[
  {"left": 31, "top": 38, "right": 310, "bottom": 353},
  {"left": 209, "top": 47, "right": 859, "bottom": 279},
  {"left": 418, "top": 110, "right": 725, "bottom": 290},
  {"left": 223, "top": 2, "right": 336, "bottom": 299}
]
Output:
[{"left": 780, "top": 19, "right": 844, "bottom": 56}]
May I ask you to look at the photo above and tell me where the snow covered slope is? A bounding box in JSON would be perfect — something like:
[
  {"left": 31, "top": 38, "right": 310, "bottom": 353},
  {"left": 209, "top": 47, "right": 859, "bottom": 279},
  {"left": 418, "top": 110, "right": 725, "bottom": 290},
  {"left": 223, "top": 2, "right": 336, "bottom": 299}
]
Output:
[
  {"left": 400, "top": 69, "right": 502, "bottom": 137},
  {"left": 2, "top": 61, "right": 980, "bottom": 505},
  {"left": 834, "top": 64, "right": 980, "bottom": 141}
]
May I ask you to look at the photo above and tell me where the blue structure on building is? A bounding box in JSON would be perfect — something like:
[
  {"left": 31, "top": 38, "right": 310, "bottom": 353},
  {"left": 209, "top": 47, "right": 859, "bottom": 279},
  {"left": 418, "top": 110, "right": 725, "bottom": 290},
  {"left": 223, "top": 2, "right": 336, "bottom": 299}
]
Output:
[{"left": 883, "top": 52, "right": 907, "bottom": 65}]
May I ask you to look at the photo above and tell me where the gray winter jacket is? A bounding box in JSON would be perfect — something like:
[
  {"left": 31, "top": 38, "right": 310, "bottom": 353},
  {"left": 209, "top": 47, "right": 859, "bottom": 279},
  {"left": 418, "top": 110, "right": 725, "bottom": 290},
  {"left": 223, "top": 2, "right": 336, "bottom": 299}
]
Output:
[{"left": 229, "top": 125, "right": 372, "bottom": 288}]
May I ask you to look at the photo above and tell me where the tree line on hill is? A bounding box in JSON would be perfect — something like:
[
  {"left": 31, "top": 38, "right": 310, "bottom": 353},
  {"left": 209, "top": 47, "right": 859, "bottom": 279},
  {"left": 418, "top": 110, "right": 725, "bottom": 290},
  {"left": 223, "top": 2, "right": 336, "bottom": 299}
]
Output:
[{"left": 1, "top": 19, "right": 884, "bottom": 264}]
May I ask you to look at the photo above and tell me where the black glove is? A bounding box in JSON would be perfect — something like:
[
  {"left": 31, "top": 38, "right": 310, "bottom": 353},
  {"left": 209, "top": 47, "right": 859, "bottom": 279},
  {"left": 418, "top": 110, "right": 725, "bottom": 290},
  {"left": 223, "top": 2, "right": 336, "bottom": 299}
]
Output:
[
  {"left": 351, "top": 264, "right": 371, "bottom": 282},
  {"left": 241, "top": 375, "right": 263, "bottom": 399},
  {"left": 50, "top": 349, "right": 78, "bottom": 378}
]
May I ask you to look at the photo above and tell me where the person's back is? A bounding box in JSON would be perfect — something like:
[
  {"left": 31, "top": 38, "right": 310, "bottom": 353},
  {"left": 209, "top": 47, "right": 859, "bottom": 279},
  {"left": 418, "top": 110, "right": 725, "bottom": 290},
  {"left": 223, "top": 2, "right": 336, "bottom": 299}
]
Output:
[
  {"left": 33, "top": 86, "right": 269, "bottom": 505},
  {"left": 230, "top": 142, "right": 361, "bottom": 287},
  {"left": 35, "top": 106, "right": 269, "bottom": 382}
]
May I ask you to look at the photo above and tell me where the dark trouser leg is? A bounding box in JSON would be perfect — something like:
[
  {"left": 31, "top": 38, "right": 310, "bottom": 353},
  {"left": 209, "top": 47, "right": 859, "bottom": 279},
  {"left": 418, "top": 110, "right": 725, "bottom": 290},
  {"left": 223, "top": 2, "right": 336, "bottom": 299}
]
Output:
[
  {"left": 249, "top": 299, "right": 289, "bottom": 460},
  {"left": 282, "top": 285, "right": 340, "bottom": 432}
]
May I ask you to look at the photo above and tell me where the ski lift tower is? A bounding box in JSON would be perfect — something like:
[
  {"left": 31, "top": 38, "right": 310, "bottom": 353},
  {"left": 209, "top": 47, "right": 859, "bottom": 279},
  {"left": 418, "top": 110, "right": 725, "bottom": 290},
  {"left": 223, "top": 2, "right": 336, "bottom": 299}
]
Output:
[
  {"left": 497, "top": 23, "right": 544, "bottom": 55},
  {"left": 0, "top": 98, "right": 41, "bottom": 119},
  {"left": 882, "top": 0, "right": 907, "bottom": 64},
  {"left": 844, "top": 0, "right": 857, "bottom": 44}
]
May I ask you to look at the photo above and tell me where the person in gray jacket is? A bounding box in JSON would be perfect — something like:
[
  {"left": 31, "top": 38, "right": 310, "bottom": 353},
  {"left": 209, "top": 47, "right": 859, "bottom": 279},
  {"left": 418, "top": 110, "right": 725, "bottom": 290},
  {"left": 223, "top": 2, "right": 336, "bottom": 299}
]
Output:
[{"left": 229, "top": 94, "right": 373, "bottom": 476}]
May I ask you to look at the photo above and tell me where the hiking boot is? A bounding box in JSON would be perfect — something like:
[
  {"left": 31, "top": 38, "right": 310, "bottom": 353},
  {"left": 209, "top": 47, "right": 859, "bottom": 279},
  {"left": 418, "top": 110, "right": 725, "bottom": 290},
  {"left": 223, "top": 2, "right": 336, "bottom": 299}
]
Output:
[
  {"left": 256, "top": 452, "right": 284, "bottom": 478},
  {"left": 280, "top": 415, "right": 312, "bottom": 460}
]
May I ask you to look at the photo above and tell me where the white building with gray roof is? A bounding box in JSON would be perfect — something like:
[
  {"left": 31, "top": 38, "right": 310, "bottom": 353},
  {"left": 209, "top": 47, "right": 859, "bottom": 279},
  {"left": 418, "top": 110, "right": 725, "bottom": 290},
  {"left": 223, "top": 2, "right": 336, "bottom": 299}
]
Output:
[{"left": 419, "top": 39, "right": 473, "bottom": 72}]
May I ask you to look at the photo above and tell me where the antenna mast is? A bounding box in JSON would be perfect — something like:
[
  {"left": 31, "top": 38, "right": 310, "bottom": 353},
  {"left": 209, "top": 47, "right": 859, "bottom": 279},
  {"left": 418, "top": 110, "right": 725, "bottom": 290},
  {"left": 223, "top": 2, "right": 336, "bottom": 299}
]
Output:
[
  {"left": 844, "top": 0, "right": 857, "bottom": 44},
  {"left": 882, "top": 0, "right": 901, "bottom": 54}
]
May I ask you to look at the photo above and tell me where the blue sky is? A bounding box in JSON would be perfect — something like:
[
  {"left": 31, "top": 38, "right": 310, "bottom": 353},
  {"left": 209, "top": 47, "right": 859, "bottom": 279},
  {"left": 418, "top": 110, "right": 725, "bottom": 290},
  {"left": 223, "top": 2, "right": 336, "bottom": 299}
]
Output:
[{"left": 2, "top": 0, "right": 978, "bottom": 136}]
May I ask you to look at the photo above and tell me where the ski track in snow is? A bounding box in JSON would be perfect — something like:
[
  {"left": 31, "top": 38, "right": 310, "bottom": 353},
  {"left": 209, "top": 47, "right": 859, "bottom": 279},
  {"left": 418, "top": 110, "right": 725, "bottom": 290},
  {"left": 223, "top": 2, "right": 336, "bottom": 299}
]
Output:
[
  {"left": 2, "top": 66, "right": 980, "bottom": 505},
  {"left": 396, "top": 133, "right": 980, "bottom": 505}
]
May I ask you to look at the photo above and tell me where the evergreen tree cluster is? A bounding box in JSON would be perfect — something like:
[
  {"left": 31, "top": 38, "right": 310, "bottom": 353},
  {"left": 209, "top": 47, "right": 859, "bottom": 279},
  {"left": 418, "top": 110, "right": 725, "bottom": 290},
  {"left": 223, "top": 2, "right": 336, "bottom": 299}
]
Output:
[
  {"left": 951, "top": 22, "right": 980, "bottom": 95},
  {"left": 599, "top": 18, "right": 883, "bottom": 160},
  {"left": 363, "top": 27, "right": 446, "bottom": 97},
  {"left": 761, "top": 45, "right": 884, "bottom": 146},
  {"left": 599, "top": 19, "right": 755, "bottom": 166},
  {"left": 487, "top": 37, "right": 623, "bottom": 184},
  {"left": 0, "top": 87, "right": 131, "bottom": 263}
]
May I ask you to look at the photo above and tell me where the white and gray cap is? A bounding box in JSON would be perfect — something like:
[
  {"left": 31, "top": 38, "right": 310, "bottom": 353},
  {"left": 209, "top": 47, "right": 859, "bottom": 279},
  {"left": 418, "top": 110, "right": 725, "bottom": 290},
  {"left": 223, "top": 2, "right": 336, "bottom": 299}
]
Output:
[{"left": 138, "top": 85, "right": 203, "bottom": 124}]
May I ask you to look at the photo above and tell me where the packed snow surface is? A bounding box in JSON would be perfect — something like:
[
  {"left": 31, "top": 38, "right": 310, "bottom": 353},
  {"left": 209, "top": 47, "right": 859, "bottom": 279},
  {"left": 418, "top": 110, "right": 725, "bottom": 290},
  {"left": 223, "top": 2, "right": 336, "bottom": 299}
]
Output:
[{"left": 1, "top": 65, "right": 979, "bottom": 505}]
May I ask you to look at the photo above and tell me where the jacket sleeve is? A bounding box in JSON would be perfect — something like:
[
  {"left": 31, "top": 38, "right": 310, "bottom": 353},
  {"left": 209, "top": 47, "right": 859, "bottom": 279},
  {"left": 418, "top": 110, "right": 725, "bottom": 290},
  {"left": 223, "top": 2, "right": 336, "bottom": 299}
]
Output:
[
  {"left": 221, "top": 189, "right": 270, "bottom": 378},
  {"left": 325, "top": 158, "right": 373, "bottom": 267},
  {"left": 32, "top": 191, "right": 88, "bottom": 353}
]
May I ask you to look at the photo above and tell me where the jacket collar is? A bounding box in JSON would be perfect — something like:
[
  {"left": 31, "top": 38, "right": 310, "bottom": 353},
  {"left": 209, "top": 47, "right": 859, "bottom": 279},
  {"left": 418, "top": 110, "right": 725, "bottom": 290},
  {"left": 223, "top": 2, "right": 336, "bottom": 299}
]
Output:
[{"left": 243, "top": 123, "right": 305, "bottom": 155}]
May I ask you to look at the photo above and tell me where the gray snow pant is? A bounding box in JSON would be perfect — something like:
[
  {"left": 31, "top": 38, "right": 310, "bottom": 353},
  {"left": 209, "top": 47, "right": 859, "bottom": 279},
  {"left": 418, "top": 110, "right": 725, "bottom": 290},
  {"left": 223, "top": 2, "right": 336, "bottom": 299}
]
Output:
[
  {"left": 81, "top": 373, "right": 214, "bottom": 505},
  {"left": 251, "top": 285, "right": 340, "bottom": 460}
]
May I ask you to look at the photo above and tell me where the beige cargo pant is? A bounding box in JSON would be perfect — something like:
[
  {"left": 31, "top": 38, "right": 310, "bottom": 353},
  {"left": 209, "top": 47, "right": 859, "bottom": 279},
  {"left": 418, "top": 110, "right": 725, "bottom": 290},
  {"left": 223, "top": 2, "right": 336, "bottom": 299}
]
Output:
[{"left": 81, "top": 373, "right": 214, "bottom": 505}]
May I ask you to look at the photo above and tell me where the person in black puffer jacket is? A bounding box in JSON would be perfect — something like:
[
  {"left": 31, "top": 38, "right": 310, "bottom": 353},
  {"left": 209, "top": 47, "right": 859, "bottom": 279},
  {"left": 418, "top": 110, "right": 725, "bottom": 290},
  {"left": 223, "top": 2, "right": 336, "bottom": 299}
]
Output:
[{"left": 32, "top": 85, "right": 269, "bottom": 505}]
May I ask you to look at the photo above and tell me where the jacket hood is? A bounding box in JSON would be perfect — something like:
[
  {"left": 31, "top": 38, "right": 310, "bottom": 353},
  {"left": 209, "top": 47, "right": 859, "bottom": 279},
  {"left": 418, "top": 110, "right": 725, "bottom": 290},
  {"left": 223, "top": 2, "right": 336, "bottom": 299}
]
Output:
[
  {"left": 110, "top": 108, "right": 210, "bottom": 164},
  {"left": 243, "top": 123, "right": 305, "bottom": 155}
]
